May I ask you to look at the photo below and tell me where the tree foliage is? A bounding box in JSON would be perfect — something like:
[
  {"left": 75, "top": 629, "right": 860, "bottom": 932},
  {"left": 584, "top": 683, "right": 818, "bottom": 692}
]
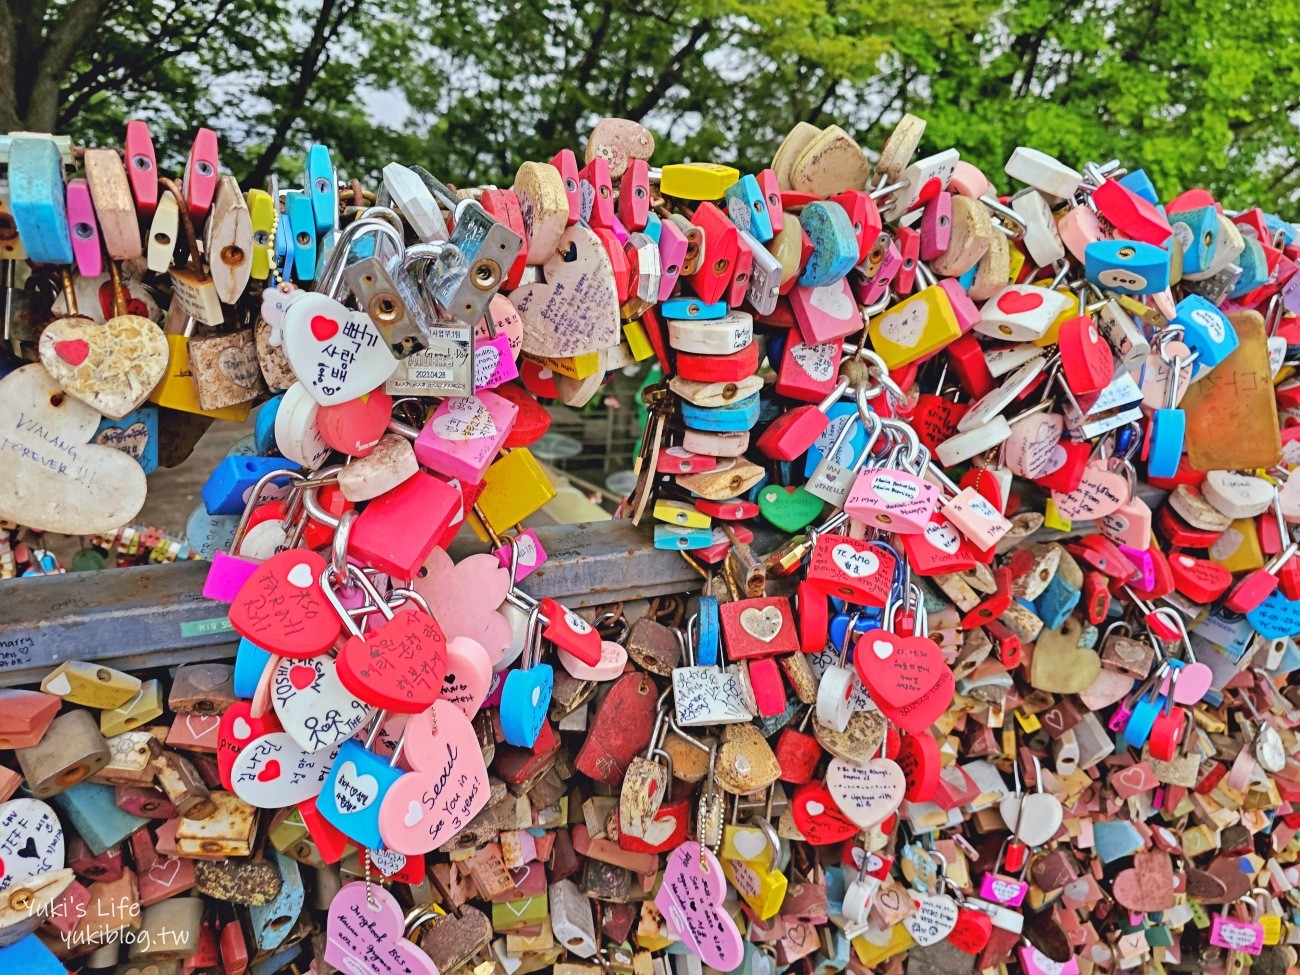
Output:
[{"left": 3, "top": 0, "right": 1298, "bottom": 211}]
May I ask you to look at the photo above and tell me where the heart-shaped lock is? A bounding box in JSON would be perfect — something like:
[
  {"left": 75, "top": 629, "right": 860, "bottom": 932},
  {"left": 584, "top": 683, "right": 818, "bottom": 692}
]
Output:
[
  {"left": 854, "top": 627, "right": 953, "bottom": 733},
  {"left": 1112, "top": 850, "right": 1176, "bottom": 913},
  {"left": 902, "top": 892, "right": 960, "bottom": 947},
  {"left": 228, "top": 550, "right": 342, "bottom": 658},
  {"left": 653, "top": 843, "right": 744, "bottom": 971},
  {"left": 1051, "top": 462, "right": 1127, "bottom": 520},
  {"left": 271, "top": 653, "right": 374, "bottom": 753},
  {"left": 758, "top": 484, "right": 826, "bottom": 533},
  {"left": 316, "top": 389, "right": 393, "bottom": 456},
  {"left": 230, "top": 732, "right": 341, "bottom": 807},
  {"left": 825, "top": 756, "right": 906, "bottom": 829},
  {"left": 998, "top": 790, "right": 1064, "bottom": 848},
  {"left": 281, "top": 292, "right": 398, "bottom": 405},
  {"left": 326, "top": 882, "right": 439, "bottom": 975},
  {"left": 0, "top": 364, "right": 148, "bottom": 534},
  {"left": 217, "top": 701, "right": 282, "bottom": 791},
  {"left": 948, "top": 904, "right": 994, "bottom": 954},
  {"left": 378, "top": 701, "right": 490, "bottom": 855},
  {"left": 0, "top": 799, "right": 63, "bottom": 893},
  {"left": 512, "top": 225, "right": 621, "bottom": 357},
  {"left": 791, "top": 781, "right": 860, "bottom": 845}
]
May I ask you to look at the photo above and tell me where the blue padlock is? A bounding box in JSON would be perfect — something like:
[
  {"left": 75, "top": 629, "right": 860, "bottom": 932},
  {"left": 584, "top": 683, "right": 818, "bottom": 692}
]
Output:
[
  {"left": 304, "top": 144, "right": 337, "bottom": 235},
  {"left": 1230, "top": 237, "right": 1270, "bottom": 297},
  {"left": 94, "top": 404, "right": 160, "bottom": 474},
  {"left": 254, "top": 394, "right": 283, "bottom": 455},
  {"left": 1084, "top": 239, "right": 1170, "bottom": 295},
  {"left": 680, "top": 392, "right": 761, "bottom": 432},
  {"left": 50, "top": 781, "right": 150, "bottom": 854},
  {"left": 653, "top": 525, "right": 714, "bottom": 550},
  {"left": 1118, "top": 169, "right": 1159, "bottom": 204},
  {"left": 1172, "top": 294, "right": 1238, "bottom": 372},
  {"left": 201, "top": 455, "right": 294, "bottom": 515},
  {"left": 803, "top": 403, "right": 866, "bottom": 477},
  {"left": 8, "top": 136, "right": 73, "bottom": 265},
  {"left": 1247, "top": 589, "right": 1300, "bottom": 640},
  {"left": 186, "top": 505, "right": 239, "bottom": 559},
  {"left": 249, "top": 850, "right": 305, "bottom": 951},
  {"left": 316, "top": 738, "right": 404, "bottom": 850},
  {"left": 284, "top": 189, "right": 317, "bottom": 282},
  {"left": 1167, "top": 205, "right": 1218, "bottom": 275},
  {"left": 661, "top": 297, "right": 727, "bottom": 320},
  {"left": 725, "top": 174, "right": 774, "bottom": 243},
  {"left": 0, "top": 935, "right": 64, "bottom": 975},
  {"left": 1035, "top": 570, "right": 1082, "bottom": 630},
  {"left": 697, "top": 595, "right": 720, "bottom": 667},
  {"left": 234, "top": 637, "right": 274, "bottom": 698},
  {"left": 643, "top": 210, "right": 662, "bottom": 243},
  {"left": 798, "top": 200, "right": 859, "bottom": 287},
  {"left": 274, "top": 199, "right": 296, "bottom": 280}
]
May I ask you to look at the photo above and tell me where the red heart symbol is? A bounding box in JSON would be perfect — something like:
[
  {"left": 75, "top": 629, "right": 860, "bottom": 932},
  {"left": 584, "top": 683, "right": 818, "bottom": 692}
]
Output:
[
  {"left": 310, "top": 315, "right": 339, "bottom": 341},
  {"left": 228, "top": 550, "right": 341, "bottom": 658},
  {"left": 948, "top": 905, "right": 993, "bottom": 954},
  {"left": 854, "top": 628, "right": 954, "bottom": 734},
  {"left": 790, "top": 781, "right": 859, "bottom": 846},
  {"left": 996, "top": 289, "right": 1044, "bottom": 315},
  {"left": 336, "top": 608, "right": 448, "bottom": 713},
  {"left": 55, "top": 339, "right": 90, "bottom": 366},
  {"left": 256, "top": 760, "right": 281, "bottom": 782},
  {"left": 288, "top": 665, "right": 316, "bottom": 691}
]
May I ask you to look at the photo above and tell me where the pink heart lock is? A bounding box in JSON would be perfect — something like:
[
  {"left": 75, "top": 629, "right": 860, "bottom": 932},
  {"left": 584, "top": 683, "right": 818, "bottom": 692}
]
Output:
[
  {"left": 1051, "top": 462, "right": 1127, "bottom": 520},
  {"left": 654, "top": 842, "right": 744, "bottom": 971},
  {"left": 440, "top": 636, "right": 493, "bottom": 720},
  {"left": 1003, "top": 411, "right": 1065, "bottom": 479},
  {"left": 316, "top": 390, "right": 394, "bottom": 457},
  {"left": 378, "top": 701, "right": 490, "bottom": 855},
  {"left": 1159, "top": 662, "right": 1213, "bottom": 704},
  {"left": 326, "top": 882, "right": 439, "bottom": 975},
  {"left": 413, "top": 549, "right": 512, "bottom": 666}
]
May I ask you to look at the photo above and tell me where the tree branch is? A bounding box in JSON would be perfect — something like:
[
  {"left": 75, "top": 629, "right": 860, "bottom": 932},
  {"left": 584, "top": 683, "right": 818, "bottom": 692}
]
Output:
[
  {"left": 25, "top": 0, "right": 111, "bottom": 128},
  {"left": 0, "top": 2, "right": 19, "bottom": 130},
  {"left": 625, "top": 19, "right": 711, "bottom": 122},
  {"left": 244, "top": 0, "right": 360, "bottom": 186}
]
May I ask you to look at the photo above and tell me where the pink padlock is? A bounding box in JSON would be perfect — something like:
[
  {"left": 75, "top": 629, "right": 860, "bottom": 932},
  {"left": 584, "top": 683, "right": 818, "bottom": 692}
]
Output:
[
  {"left": 657, "top": 219, "right": 690, "bottom": 301},
  {"left": 789, "top": 278, "right": 861, "bottom": 345},
  {"left": 844, "top": 435, "right": 940, "bottom": 535},
  {"left": 853, "top": 238, "right": 902, "bottom": 306},
  {"left": 943, "top": 486, "right": 1013, "bottom": 549},
  {"left": 413, "top": 391, "right": 518, "bottom": 482},
  {"left": 473, "top": 332, "right": 518, "bottom": 391},
  {"left": 747, "top": 657, "right": 787, "bottom": 717},
  {"left": 66, "top": 179, "right": 104, "bottom": 278},
  {"left": 919, "top": 191, "right": 952, "bottom": 262}
]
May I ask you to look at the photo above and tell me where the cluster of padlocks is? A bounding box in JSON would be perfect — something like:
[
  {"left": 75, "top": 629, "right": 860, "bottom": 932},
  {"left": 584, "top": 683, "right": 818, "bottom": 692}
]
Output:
[{"left": 0, "top": 110, "right": 1299, "bottom": 975}]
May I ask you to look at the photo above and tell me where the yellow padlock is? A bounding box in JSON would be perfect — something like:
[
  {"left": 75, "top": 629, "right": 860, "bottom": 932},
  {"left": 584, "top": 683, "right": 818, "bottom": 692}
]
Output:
[
  {"left": 623, "top": 321, "right": 654, "bottom": 362},
  {"left": 148, "top": 333, "right": 252, "bottom": 421},
  {"left": 867, "top": 285, "right": 961, "bottom": 370},
  {"left": 652, "top": 500, "right": 711, "bottom": 530},
  {"left": 41, "top": 661, "right": 141, "bottom": 709},
  {"left": 468, "top": 448, "right": 556, "bottom": 543},
  {"left": 246, "top": 189, "right": 276, "bottom": 281},
  {"left": 1042, "top": 498, "right": 1072, "bottom": 533},
  {"left": 1210, "top": 517, "right": 1265, "bottom": 573},
  {"left": 523, "top": 351, "right": 602, "bottom": 380},
  {"left": 657, "top": 162, "right": 740, "bottom": 201},
  {"left": 721, "top": 824, "right": 775, "bottom": 864},
  {"left": 851, "top": 924, "right": 915, "bottom": 965},
  {"left": 721, "top": 857, "right": 787, "bottom": 921}
]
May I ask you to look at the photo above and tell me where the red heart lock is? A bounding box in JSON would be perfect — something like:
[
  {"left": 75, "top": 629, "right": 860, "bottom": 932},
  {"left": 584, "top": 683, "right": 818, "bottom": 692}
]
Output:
[
  {"left": 1059, "top": 315, "right": 1115, "bottom": 396},
  {"left": 948, "top": 905, "right": 994, "bottom": 954},
  {"left": 310, "top": 315, "right": 339, "bottom": 341},
  {"left": 217, "top": 702, "right": 282, "bottom": 791},
  {"left": 996, "top": 289, "right": 1044, "bottom": 315},
  {"left": 1169, "top": 552, "right": 1232, "bottom": 602},
  {"left": 791, "top": 781, "right": 860, "bottom": 846},
  {"left": 317, "top": 390, "right": 394, "bottom": 457},
  {"left": 912, "top": 393, "right": 970, "bottom": 452},
  {"left": 854, "top": 627, "right": 953, "bottom": 723},
  {"left": 228, "top": 550, "right": 342, "bottom": 658},
  {"left": 337, "top": 607, "right": 448, "bottom": 712}
]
